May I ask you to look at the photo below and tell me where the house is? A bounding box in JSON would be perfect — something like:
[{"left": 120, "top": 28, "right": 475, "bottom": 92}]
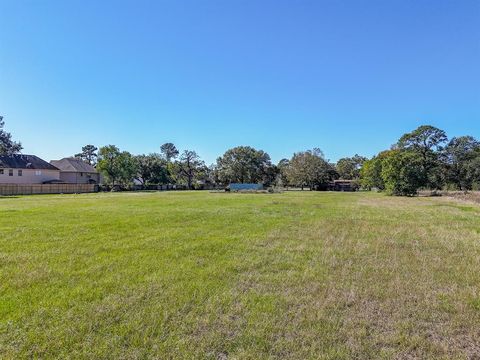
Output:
[
  {"left": 0, "top": 154, "right": 61, "bottom": 184},
  {"left": 328, "top": 180, "right": 359, "bottom": 192},
  {"left": 50, "top": 157, "right": 100, "bottom": 184}
]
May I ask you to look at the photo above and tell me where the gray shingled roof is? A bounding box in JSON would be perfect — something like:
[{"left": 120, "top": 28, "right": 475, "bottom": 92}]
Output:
[
  {"left": 0, "top": 154, "right": 59, "bottom": 170},
  {"left": 50, "top": 158, "right": 98, "bottom": 173}
]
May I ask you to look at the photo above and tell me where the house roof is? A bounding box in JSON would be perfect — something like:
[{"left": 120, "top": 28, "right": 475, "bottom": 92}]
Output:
[
  {"left": 50, "top": 157, "right": 97, "bottom": 173},
  {"left": 0, "top": 154, "right": 59, "bottom": 170}
]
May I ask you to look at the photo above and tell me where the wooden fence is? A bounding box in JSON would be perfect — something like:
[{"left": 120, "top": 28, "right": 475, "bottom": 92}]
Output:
[{"left": 0, "top": 184, "right": 98, "bottom": 196}]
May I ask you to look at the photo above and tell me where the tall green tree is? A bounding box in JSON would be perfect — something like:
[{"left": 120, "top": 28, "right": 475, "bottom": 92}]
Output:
[
  {"left": 285, "top": 148, "right": 335, "bottom": 190},
  {"left": 97, "top": 145, "right": 137, "bottom": 186},
  {"left": 360, "top": 151, "right": 390, "bottom": 190},
  {"left": 97, "top": 145, "right": 121, "bottom": 185},
  {"left": 381, "top": 150, "right": 424, "bottom": 196},
  {"left": 0, "top": 116, "right": 22, "bottom": 155},
  {"left": 216, "top": 146, "right": 274, "bottom": 185},
  {"left": 397, "top": 125, "right": 448, "bottom": 189},
  {"left": 117, "top": 152, "right": 138, "bottom": 186},
  {"left": 442, "top": 136, "right": 480, "bottom": 190},
  {"left": 175, "top": 150, "right": 205, "bottom": 189},
  {"left": 134, "top": 153, "right": 169, "bottom": 186},
  {"left": 398, "top": 125, "right": 448, "bottom": 153},
  {"left": 74, "top": 145, "right": 98, "bottom": 166}
]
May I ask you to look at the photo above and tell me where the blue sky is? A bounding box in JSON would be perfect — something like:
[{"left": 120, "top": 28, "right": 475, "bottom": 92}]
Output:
[{"left": 0, "top": 0, "right": 479, "bottom": 164}]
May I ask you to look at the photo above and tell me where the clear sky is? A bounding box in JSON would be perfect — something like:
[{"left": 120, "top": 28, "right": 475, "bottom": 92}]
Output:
[{"left": 0, "top": 0, "right": 479, "bottom": 164}]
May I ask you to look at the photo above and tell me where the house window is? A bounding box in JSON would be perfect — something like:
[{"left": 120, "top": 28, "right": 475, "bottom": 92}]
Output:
[
  {"left": 35, "top": 170, "right": 42, "bottom": 176},
  {"left": 9, "top": 169, "right": 13, "bottom": 176},
  {"left": 18, "top": 170, "right": 22, "bottom": 176},
  {"left": 80, "top": 172, "right": 84, "bottom": 177},
  {"left": 0, "top": 169, "right": 3, "bottom": 175}
]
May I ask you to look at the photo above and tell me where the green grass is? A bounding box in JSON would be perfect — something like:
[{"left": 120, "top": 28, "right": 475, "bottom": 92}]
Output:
[{"left": 1, "top": 191, "right": 479, "bottom": 359}]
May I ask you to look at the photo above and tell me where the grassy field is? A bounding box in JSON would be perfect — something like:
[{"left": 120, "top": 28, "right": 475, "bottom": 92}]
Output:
[{"left": 1, "top": 191, "right": 479, "bottom": 359}]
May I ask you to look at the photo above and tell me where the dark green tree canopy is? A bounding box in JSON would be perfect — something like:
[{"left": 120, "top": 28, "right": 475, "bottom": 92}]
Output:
[
  {"left": 97, "top": 145, "right": 137, "bottom": 186},
  {"left": 442, "top": 136, "right": 480, "bottom": 190},
  {"left": 0, "top": 116, "right": 23, "bottom": 155},
  {"left": 285, "top": 148, "right": 335, "bottom": 189},
  {"left": 381, "top": 150, "right": 424, "bottom": 196},
  {"left": 397, "top": 125, "right": 448, "bottom": 189},
  {"left": 216, "top": 146, "right": 273, "bottom": 185},
  {"left": 360, "top": 150, "right": 391, "bottom": 191},
  {"left": 397, "top": 125, "right": 448, "bottom": 152},
  {"left": 134, "top": 153, "right": 169, "bottom": 185},
  {"left": 444, "top": 136, "right": 479, "bottom": 162},
  {"left": 360, "top": 125, "right": 480, "bottom": 195}
]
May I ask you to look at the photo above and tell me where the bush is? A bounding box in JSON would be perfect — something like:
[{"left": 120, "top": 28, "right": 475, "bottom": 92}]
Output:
[{"left": 381, "top": 150, "right": 424, "bottom": 196}]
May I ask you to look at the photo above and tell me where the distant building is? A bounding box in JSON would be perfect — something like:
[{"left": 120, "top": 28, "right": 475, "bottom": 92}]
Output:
[
  {"left": 50, "top": 157, "right": 100, "bottom": 184},
  {"left": 228, "top": 183, "right": 264, "bottom": 191},
  {"left": 328, "top": 180, "right": 359, "bottom": 192},
  {"left": 0, "top": 154, "right": 60, "bottom": 184}
]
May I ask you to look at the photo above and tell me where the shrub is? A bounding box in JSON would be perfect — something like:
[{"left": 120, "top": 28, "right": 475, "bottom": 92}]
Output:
[{"left": 381, "top": 150, "right": 424, "bottom": 196}]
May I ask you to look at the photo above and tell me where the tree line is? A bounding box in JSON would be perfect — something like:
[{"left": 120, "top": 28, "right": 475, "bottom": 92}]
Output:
[
  {"left": 361, "top": 125, "right": 480, "bottom": 195},
  {"left": 1, "top": 117, "right": 479, "bottom": 195},
  {"left": 69, "top": 125, "right": 480, "bottom": 194},
  {"left": 76, "top": 144, "right": 351, "bottom": 190}
]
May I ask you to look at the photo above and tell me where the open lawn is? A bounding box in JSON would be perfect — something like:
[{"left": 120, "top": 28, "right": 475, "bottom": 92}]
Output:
[{"left": 1, "top": 191, "right": 479, "bottom": 359}]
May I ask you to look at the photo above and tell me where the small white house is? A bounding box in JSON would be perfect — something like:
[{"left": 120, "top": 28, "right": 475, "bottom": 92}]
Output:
[{"left": 0, "top": 154, "right": 61, "bottom": 184}]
